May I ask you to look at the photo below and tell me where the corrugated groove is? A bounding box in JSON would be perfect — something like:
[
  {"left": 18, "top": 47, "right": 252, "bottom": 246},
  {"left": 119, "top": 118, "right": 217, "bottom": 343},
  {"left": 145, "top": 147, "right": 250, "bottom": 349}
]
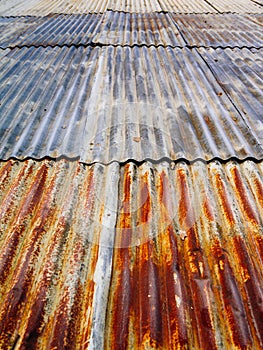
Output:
[
  {"left": 1, "top": 46, "right": 262, "bottom": 163},
  {"left": 0, "top": 0, "right": 110, "bottom": 16},
  {"left": 171, "top": 13, "right": 263, "bottom": 48},
  {"left": 0, "top": 14, "right": 103, "bottom": 49},
  {"left": 0, "top": 159, "right": 262, "bottom": 348}
]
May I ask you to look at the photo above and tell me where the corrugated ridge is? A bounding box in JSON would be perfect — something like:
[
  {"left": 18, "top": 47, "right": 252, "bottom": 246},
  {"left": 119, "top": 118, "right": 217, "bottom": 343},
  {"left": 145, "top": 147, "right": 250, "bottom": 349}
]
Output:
[
  {"left": 0, "top": 158, "right": 262, "bottom": 348},
  {"left": 1, "top": 46, "right": 262, "bottom": 163}
]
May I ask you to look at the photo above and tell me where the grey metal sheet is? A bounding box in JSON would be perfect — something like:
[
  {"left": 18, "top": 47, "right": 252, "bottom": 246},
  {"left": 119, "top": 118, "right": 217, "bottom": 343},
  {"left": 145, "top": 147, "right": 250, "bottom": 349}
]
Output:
[
  {"left": 0, "top": 14, "right": 103, "bottom": 48},
  {"left": 172, "top": 14, "right": 263, "bottom": 48},
  {"left": 207, "top": 0, "right": 263, "bottom": 13},
  {"left": 93, "top": 12, "right": 185, "bottom": 47},
  {"left": 107, "top": 0, "right": 162, "bottom": 13},
  {"left": 0, "top": 46, "right": 262, "bottom": 163},
  {"left": 1, "top": 158, "right": 263, "bottom": 349},
  {"left": 0, "top": 0, "right": 109, "bottom": 16},
  {"left": 198, "top": 47, "right": 263, "bottom": 144},
  {"left": 157, "top": 0, "right": 218, "bottom": 13}
]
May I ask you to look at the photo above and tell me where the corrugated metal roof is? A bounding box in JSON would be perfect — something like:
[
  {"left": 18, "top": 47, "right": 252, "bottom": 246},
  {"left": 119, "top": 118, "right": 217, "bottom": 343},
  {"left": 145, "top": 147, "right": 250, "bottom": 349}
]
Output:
[
  {"left": 198, "top": 47, "right": 263, "bottom": 143},
  {"left": 0, "top": 158, "right": 262, "bottom": 348},
  {"left": 93, "top": 12, "right": 185, "bottom": 46},
  {"left": 0, "top": 14, "right": 103, "bottom": 49},
  {"left": 157, "top": 0, "right": 218, "bottom": 13},
  {"left": 0, "top": 0, "right": 109, "bottom": 16},
  {"left": 172, "top": 13, "right": 263, "bottom": 48},
  {"left": 206, "top": 0, "right": 263, "bottom": 13},
  {"left": 1, "top": 46, "right": 262, "bottom": 163}
]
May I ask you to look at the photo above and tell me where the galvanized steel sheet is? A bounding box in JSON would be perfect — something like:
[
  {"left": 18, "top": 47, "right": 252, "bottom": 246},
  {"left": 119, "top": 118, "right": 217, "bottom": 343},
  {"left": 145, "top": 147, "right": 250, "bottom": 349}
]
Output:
[
  {"left": 0, "top": 0, "right": 109, "bottom": 16},
  {"left": 0, "top": 158, "right": 263, "bottom": 349},
  {"left": 0, "top": 14, "right": 103, "bottom": 49},
  {"left": 1, "top": 46, "right": 262, "bottom": 163},
  {"left": 198, "top": 47, "right": 263, "bottom": 144},
  {"left": 172, "top": 13, "right": 263, "bottom": 48},
  {"left": 93, "top": 12, "right": 185, "bottom": 46}
]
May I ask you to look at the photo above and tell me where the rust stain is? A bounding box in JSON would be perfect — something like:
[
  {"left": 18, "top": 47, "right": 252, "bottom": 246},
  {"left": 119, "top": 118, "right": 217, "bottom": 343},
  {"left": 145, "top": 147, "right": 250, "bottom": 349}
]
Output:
[
  {"left": 231, "top": 166, "right": 259, "bottom": 225},
  {"left": 212, "top": 240, "right": 253, "bottom": 348},
  {"left": 215, "top": 172, "right": 236, "bottom": 226},
  {"left": 233, "top": 236, "right": 263, "bottom": 346}
]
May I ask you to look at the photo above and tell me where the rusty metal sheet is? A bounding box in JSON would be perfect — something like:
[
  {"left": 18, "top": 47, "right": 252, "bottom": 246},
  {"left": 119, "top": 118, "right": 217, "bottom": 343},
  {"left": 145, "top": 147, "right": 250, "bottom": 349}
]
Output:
[
  {"left": 0, "top": 0, "right": 109, "bottom": 16},
  {"left": 0, "top": 158, "right": 263, "bottom": 349},
  {"left": 157, "top": 0, "right": 218, "bottom": 13},
  {"left": 107, "top": 0, "right": 162, "bottom": 13},
  {"left": 0, "top": 14, "right": 103, "bottom": 49},
  {"left": 93, "top": 12, "right": 185, "bottom": 46},
  {"left": 198, "top": 47, "right": 263, "bottom": 144},
  {"left": 172, "top": 13, "right": 263, "bottom": 48},
  {"left": 206, "top": 0, "right": 263, "bottom": 13},
  {"left": 1, "top": 46, "right": 262, "bottom": 163}
]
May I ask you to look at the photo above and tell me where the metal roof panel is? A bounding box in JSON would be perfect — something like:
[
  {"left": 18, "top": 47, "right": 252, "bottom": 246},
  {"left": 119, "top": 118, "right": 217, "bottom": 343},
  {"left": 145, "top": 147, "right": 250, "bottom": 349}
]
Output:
[
  {"left": 1, "top": 46, "right": 262, "bottom": 163},
  {"left": 172, "top": 13, "right": 263, "bottom": 48},
  {"left": 0, "top": 0, "right": 110, "bottom": 16},
  {"left": 0, "top": 14, "right": 103, "bottom": 49},
  {"left": 93, "top": 12, "right": 185, "bottom": 46}
]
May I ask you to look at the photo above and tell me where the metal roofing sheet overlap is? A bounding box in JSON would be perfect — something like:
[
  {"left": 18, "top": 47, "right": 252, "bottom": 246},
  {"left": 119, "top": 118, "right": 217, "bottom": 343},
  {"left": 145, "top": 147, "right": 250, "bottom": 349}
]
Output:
[
  {"left": 0, "top": 158, "right": 262, "bottom": 349},
  {"left": 172, "top": 13, "right": 263, "bottom": 48},
  {"left": 1, "top": 46, "right": 262, "bottom": 163}
]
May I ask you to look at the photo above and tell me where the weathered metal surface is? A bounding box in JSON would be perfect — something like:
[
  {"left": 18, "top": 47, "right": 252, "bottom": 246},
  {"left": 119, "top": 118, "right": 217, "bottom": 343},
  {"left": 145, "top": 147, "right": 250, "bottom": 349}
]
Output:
[
  {"left": 206, "top": 0, "right": 263, "bottom": 13},
  {"left": 1, "top": 46, "right": 262, "bottom": 163},
  {"left": 0, "top": 0, "right": 109, "bottom": 16},
  {"left": 0, "top": 14, "right": 103, "bottom": 49},
  {"left": 0, "top": 158, "right": 262, "bottom": 349},
  {"left": 107, "top": 0, "right": 162, "bottom": 13},
  {"left": 157, "top": 0, "right": 218, "bottom": 13},
  {"left": 93, "top": 12, "right": 185, "bottom": 46},
  {"left": 172, "top": 13, "right": 263, "bottom": 48},
  {"left": 198, "top": 47, "right": 263, "bottom": 144},
  {"left": 0, "top": 16, "right": 43, "bottom": 49}
]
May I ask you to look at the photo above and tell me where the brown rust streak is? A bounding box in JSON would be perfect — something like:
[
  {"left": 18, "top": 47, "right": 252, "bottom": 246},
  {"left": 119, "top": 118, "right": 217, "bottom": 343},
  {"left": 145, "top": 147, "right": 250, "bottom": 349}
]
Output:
[
  {"left": 177, "top": 167, "right": 217, "bottom": 350},
  {"left": 231, "top": 166, "right": 259, "bottom": 225},
  {"left": 133, "top": 171, "right": 163, "bottom": 349},
  {"left": 158, "top": 171, "right": 188, "bottom": 349},
  {"left": 215, "top": 172, "right": 236, "bottom": 226},
  {"left": 233, "top": 236, "right": 263, "bottom": 346},
  {"left": 0, "top": 163, "right": 48, "bottom": 285},
  {"left": 212, "top": 240, "right": 252, "bottom": 348},
  {"left": 107, "top": 165, "right": 132, "bottom": 350}
]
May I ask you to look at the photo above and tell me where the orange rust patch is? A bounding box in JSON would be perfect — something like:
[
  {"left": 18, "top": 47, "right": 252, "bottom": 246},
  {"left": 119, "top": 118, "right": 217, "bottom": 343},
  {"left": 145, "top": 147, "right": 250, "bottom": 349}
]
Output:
[{"left": 215, "top": 173, "right": 235, "bottom": 226}]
